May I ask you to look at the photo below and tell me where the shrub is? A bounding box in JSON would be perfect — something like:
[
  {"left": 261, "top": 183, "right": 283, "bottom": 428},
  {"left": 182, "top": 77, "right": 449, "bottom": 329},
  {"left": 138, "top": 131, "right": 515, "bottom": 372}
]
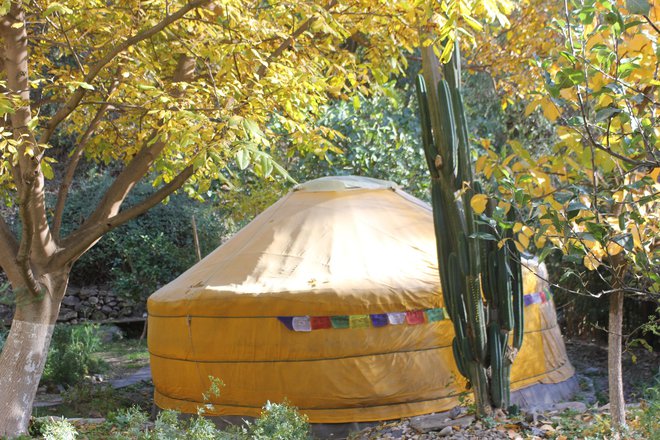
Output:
[
  {"left": 107, "top": 406, "right": 150, "bottom": 440},
  {"left": 42, "top": 324, "right": 104, "bottom": 386},
  {"left": 40, "top": 417, "right": 78, "bottom": 440},
  {"left": 244, "top": 401, "right": 312, "bottom": 440},
  {"left": 638, "top": 370, "right": 660, "bottom": 439},
  {"left": 60, "top": 173, "right": 229, "bottom": 299}
]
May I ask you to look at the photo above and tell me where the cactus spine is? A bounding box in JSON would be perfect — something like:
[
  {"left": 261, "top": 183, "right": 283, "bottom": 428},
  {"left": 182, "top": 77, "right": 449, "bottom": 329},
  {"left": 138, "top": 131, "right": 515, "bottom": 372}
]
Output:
[{"left": 416, "top": 42, "right": 524, "bottom": 415}]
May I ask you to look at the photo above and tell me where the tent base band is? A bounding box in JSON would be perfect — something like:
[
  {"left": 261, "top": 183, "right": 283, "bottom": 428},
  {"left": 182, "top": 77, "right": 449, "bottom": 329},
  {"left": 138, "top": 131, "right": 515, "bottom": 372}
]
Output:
[{"left": 154, "top": 375, "right": 579, "bottom": 439}]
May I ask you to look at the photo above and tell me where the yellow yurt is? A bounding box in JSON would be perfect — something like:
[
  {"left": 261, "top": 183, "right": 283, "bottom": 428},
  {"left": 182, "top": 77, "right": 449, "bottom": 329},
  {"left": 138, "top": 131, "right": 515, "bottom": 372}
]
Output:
[{"left": 147, "top": 176, "right": 574, "bottom": 423}]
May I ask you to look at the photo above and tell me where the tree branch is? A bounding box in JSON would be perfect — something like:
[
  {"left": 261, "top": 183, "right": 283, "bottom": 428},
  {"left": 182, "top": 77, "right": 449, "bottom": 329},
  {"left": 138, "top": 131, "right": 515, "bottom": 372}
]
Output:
[
  {"left": 38, "top": 0, "right": 211, "bottom": 146},
  {"left": 52, "top": 76, "right": 121, "bottom": 240},
  {"left": 55, "top": 164, "right": 195, "bottom": 266},
  {"left": 15, "top": 179, "right": 42, "bottom": 296}
]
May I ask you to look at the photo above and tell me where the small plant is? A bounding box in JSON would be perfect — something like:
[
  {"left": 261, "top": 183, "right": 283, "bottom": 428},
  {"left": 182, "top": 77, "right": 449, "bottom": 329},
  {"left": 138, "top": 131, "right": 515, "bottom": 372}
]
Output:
[
  {"left": 43, "top": 323, "right": 105, "bottom": 386},
  {"left": 244, "top": 401, "right": 312, "bottom": 440},
  {"left": 41, "top": 417, "right": 78, "bottom": 440},
  {"left": 61, "top": 383, "right": 126, "bottom": 415},
  {"left": 107, "top": 405, "right": 150, "bottom": 439},
  {"left": 637, "top": 370, "right": 660, "bottom": 439}
]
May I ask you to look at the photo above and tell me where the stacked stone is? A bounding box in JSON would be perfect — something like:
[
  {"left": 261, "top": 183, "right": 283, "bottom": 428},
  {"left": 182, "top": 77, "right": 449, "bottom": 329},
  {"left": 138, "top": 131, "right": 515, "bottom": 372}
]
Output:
[{"left": 57, "top": 286, "right": 145, "bottom": 323}]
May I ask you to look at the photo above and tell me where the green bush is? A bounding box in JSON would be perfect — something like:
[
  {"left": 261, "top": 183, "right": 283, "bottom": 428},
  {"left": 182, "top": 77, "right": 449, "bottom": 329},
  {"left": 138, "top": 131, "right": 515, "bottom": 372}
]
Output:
[
  {"left": 40, "top": 417, "right": 78, "bottom": 440},
  {"left": 105, "top": 401, "right": 311, "bottom": 440},
  {"left": 638, "top": 370, "right": 660, "bottom": 439},
  {"left": 244, "top": 401, "right": 312, "bottom": 440},
  {"left": 42, "top": 324, "right": 104, "bottom": 387},
  {"left": 59, "top": 172, "right": 229, "bottom": 299}
]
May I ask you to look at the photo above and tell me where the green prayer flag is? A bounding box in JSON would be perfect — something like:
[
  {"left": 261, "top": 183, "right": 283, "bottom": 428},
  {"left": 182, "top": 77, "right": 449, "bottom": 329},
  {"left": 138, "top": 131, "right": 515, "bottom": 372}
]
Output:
[
  {"left": 330, "top": 315, "right": 349, "bottom": 329},
  {"left": 349, "top": 314, "right": 370, "bottom": 329},
  {"left": 426, "top": 308, "right": 446, "bottom": 322}
]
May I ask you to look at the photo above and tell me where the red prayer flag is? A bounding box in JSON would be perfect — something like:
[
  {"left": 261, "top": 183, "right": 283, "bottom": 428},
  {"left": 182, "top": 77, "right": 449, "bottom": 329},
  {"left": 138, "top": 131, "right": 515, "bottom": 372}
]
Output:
[
  {"left": 310, "top": 316, "right": 332, "bottom": 330},
  {"left": 405, "top": 310, "right": 425, "bottom": 325}
]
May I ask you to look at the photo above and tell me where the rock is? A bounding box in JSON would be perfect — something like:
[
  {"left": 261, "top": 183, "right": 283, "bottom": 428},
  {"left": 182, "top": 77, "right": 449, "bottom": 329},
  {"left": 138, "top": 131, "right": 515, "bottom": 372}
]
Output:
[
  {"left": 58, "top": 308, "right": 77, "bottom": 321},
  {"left": 101, "top": 305, "right": 113, "bottom": 314},
  {"left": 80, "top": 287, "right": 97, "bottom": 298},
  {"left": 66, "top": 286, "right": 80, "bottom": 296},
  {"left": 553, "top": 401, "right": 587, "bottom": 413},
  {"left": 438, "top": 426, "right": 453, "bottom": 437},
  {"left": 449, "top": 406, "right": 467, "bottom": 419},
  {"left": 88, "top": 296, "right": 99, "bottom": 305},
  {"left": 122, "top": 307, "right": 133, "bottom": 316},
  {"left": 62, "top": 295, "right": 80, "bottom": 307},
  {"left": 410, "top": 414, "right": 474, "bottom": 433},
  {"left": 91, "top": 310, "right": 106, "bottom": 321}
]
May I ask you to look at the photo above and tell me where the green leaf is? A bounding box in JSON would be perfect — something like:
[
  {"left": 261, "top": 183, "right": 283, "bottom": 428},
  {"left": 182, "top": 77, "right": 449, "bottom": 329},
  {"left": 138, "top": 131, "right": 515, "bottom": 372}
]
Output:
[
  {"left": 41, "top": 161, "right": 54, "bottom": 180},
  {"left": 352, "top": 95, "right": 361, "bottom": 111},
  {"left": 595, "top": 107, "right": 621, "bottom": 122},
  {"left": 469, "top": 232, "right": 497, "bottom": 241},
  {"left": 44, "top": 2, "right": 74, "bottom": 16},
  {"left": 626, "top": 0, "right": 650, "bottom": 15},
  {"left": 235, "top": 148, "right": 250, "bottom": 170},
  {"left": 260, "top": 154, "right": 273, "bottom": 178}
]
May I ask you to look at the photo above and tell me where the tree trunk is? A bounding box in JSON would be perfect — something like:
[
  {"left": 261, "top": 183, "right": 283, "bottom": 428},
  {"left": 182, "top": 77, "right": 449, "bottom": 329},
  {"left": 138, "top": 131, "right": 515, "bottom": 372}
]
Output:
[
  {"left": 608, "top": 288, "right": 626, "bottom": 432},
  {"left": 0, "top": 271, "right": 69, "bottom": 438}
]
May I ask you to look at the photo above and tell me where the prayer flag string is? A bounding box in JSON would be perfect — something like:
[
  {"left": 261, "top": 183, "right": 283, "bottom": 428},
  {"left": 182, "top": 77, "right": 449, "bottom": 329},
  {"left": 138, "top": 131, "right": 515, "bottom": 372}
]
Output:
[{"left": 277, "top": 290, "right": 552, "bottom": 331}]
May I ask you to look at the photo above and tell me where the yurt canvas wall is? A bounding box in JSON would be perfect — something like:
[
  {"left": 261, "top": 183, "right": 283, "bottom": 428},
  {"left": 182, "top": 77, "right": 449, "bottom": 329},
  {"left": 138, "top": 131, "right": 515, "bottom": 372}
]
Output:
[{"left": 148, "top": 176, "right": 574, "bottom": 423}]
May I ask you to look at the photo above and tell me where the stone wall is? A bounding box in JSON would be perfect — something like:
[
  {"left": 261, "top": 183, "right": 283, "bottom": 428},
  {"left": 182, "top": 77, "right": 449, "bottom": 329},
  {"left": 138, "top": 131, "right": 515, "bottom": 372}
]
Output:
[{"left": 0, "top": 286, "right": 146, "bottom": 324}]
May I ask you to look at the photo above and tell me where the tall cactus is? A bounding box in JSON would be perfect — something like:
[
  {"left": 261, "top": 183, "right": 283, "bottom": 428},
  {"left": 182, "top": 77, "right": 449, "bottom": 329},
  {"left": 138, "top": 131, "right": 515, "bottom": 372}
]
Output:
[{"left": 416, "top": 42, "right": 524, "bottom": 415}]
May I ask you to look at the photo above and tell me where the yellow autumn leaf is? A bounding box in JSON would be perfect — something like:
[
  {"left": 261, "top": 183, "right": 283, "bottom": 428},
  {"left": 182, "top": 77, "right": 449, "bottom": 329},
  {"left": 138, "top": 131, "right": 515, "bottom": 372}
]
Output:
[
  {"left": 517, "top": 232, "right": 530, "bottom": 249},
  {"left": 514, "top": 240, "right": 526, "bottom": 253},
  {"left": 513, "top": 222, "right": 523, "bottom": 233},
  {"left": 524, "top": 98, "right": 541, "bottom": 116},
  {"left": 583, "top": 253, "right": 600, "bottom": 271},
  {"left": 541, "top": 98, "right": 561, "bottom": 122},
  {"left": 497, "top": 200, "right": 511, "bottom": 213},
  {"left": 606, "top": 241, "right": 624, "bottom": 256},
  {"left": 535, "top": 235, "right": 547, "bottom": 248},
  {"left": 470, "top": 194, "right": 488, "bottom": 214},
  {"left": 475, "top": 155, "right": 487, "bottom": 173}
]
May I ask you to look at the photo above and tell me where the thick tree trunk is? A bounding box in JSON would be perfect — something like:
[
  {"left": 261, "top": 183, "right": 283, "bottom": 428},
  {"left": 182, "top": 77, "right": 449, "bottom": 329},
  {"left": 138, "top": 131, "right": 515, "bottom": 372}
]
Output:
[
  {"left": 608, "top": 288, "right": 626, "bottom": 432},
  {"left": 0, "top": 271, "right": 69, "bottom": 438}
]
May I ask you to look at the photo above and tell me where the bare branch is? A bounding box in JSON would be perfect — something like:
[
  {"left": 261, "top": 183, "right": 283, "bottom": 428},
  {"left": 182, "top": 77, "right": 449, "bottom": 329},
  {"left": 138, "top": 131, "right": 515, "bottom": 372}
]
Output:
[
  {"left": 15, "top": 180, "right": 42, "bottom": 296},
  {"left": 38, "top": 0, "right": 211, "bottom": 146}
]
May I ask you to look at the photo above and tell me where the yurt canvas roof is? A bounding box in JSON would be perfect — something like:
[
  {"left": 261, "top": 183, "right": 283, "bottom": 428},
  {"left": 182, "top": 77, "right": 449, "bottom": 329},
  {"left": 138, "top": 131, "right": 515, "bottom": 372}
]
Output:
[{"left": 149, "top": 176, "right": 444, "bottom": 317}]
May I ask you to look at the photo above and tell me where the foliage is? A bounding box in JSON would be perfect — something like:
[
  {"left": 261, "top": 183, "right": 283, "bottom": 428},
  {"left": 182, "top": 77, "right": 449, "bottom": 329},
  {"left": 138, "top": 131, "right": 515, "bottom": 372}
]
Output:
[
  {"left": 107, "top": 406, "right": 150, "bottom": 440},
  {"left": 63, "top": 173, "right": 227, "bottom": 297},
  {"left": 42, "top": 324, "right": 104, "bottom": 387},
  {"left": 636, "top": 369, "right": 660, "bottom": 439},
  {"left": 476, "top": 0, "right": 659, "bottom": 298},
  {"left": 40, "top": 417, "right": 78, "bottom": 440},
  {"left": 243, "top": 401, "right": 312, "bottom": 440},
  {"left": 104, "top": 401, "right": 309, "bottom": 440},
  {"left": 294, "top": 84, "right": 429, "bottom": 199}
]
